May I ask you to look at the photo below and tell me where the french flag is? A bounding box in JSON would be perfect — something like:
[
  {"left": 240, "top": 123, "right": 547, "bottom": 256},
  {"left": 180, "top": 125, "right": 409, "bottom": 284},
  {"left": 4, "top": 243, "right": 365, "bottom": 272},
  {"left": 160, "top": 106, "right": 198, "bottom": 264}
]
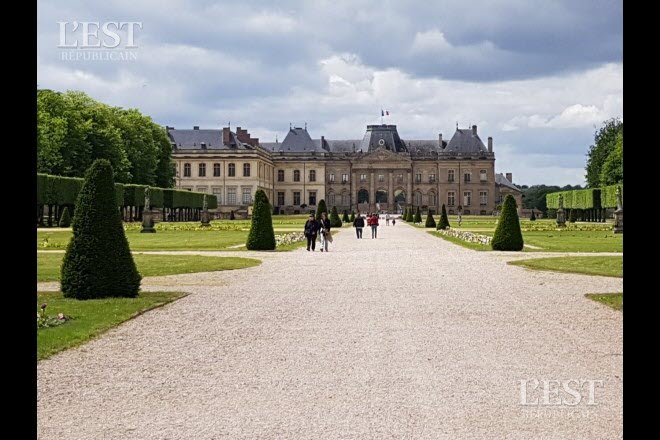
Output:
[{"left": 381, "top": 109, "right": 390, "bottom": 116}]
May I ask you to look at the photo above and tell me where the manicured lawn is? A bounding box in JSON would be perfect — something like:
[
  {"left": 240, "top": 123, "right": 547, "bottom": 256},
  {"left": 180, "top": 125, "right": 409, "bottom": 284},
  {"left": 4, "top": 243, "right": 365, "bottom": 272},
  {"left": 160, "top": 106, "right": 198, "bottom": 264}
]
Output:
[
  {"left": 427, "top": 231, "right": 490, "bottom": 251},
  {"left": 37, "top": 290, "right": 186, "bottom": 360},
  {"left": 585, "top": 293, "right": 623, "bottom": 311},
  {"left": 509, "top": 256, "right": 623, "bottom": 277},
  {"left": 37, "top": 253, "right": 261, "bottom": 282}
]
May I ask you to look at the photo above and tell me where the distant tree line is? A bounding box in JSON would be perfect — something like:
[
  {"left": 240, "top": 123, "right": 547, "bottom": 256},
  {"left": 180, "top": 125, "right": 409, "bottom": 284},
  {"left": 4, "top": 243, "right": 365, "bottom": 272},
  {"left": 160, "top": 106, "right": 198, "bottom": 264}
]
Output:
[
  {"left": 37, "top": 89, "right": 174, "bottom": 187},
  {"left": 519, "top": 184, "right": 583, "bottom": 217}
]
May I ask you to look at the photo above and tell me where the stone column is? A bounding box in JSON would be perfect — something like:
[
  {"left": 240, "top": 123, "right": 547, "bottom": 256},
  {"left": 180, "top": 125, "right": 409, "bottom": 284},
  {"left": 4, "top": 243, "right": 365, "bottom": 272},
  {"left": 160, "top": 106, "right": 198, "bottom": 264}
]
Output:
[
  {"left": 388, "top": 171, "right": 393, "bottom": 210},
  {"left": 369, "top": 170, "right": 375, "bottom": 212},
  {"left": 352, "top": 171, "right": 357, "bottom": 211},
  {"left": 406, "top": 170, "right": 412, "bottom": 210}
]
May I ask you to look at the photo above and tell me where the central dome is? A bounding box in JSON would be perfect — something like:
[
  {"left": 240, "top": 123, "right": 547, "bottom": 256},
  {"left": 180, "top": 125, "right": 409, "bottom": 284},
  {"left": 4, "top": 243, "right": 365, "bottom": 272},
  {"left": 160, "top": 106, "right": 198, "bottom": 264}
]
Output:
[{"left": 360, "top": 124, "right": 408, "bottom": 153}]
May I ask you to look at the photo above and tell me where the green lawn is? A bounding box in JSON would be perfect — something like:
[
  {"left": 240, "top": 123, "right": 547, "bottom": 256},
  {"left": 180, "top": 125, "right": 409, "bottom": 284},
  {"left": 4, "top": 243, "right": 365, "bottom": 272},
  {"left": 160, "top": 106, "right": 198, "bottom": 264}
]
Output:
[
  {"left": 585, "top": 293, "right": 623, "bottom": 311},
  {"left": 37, "top": 253, "right": 261, "bottom": 282},
  {"left": 509, "top": 256, "right": 623, "bottom": 277},
  {"left": 37, "top": 290, "right": 186, "bottom": 360}
]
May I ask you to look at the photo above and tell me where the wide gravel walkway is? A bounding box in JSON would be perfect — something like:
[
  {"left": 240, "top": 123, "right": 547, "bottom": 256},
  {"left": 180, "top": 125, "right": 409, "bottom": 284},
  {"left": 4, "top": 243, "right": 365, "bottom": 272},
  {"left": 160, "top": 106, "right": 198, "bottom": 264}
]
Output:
[{"left": 37, "top": 223, "right": 623, "bottom": 439}]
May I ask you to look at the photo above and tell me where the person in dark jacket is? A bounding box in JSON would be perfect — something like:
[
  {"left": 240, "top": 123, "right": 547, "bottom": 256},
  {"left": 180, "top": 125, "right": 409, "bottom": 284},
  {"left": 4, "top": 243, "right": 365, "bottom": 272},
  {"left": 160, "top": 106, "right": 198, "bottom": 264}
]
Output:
[
  {"left": 304, "top": 213, "right": 319, "bottom": 251},
  {"left": 353, "top": 214, "right": 365, "bottom": 238},
  {"left": 318, "top": 211, "right": 332, "bottom": 252}
]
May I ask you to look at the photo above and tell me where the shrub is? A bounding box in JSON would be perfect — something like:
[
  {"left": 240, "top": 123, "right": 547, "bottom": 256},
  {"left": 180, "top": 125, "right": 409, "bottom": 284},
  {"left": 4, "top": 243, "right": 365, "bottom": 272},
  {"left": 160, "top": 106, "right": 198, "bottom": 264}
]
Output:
[
  {"left": 330, "top": 206, "right": 343, "bottom": 227},
  {"left": 61, "top": 159, "right": 141, "bottom": 299},
  {"left": 406, "top": 208, "right": 414, "bottom": 222},
  {"left": 342, "top": 210, "right": 350, "bottom": 223},
  {"left": 414, "top": 207, "right": 422, "bottom": 223},
  {"left": 316, "top": 199, "right": 328, "bottom": 221},
  {"left": 58, "top": 207, "right": 71, "bottom": 227},
  {"left": 530, "top": 210, "right": 536, "bottom": 221},
  {"left": 491, "top": 195, "right": 524, "bottom": 251},
  {"left": 350, "top": 211, "right": 355, "bottom": 222},
  {"left": 425, "top": 212, "right": 436, "bottom": 228},
  {"left": 246, "top": 189, "right": 276, "bottom": 250},
  {"left": 230, "top": 210, "right": 235, "bottom": 220},
  {"left": 569, "top": 209, "right": 577, "bottom": 223},
  {"left": 437, "top": 204, "right": 450, "bottom": 230}
]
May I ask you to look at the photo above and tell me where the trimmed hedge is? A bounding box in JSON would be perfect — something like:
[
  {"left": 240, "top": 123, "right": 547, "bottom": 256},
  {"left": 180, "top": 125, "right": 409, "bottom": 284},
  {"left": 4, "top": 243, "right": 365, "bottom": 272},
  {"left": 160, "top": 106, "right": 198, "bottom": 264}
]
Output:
[
  {"left": 58, "top": 207, "right": 71, "bottom": 227},
  {"left": 342, "top": 210, "right": 350, "bottom": 223},
  {"left": 437, "top": 204, "right": 450, "bottom": 230},
  {"left": 414, "top": 207, "right": 422, "bottom": 223},
  {"left": 246, "top": 189, "right": 276, "bottom": 250},
  {"left": 61, "top": 160, "right": 141, "bottom": 299},
  {"left": 425, "top": 212, "right": 436, "bottom": 228},
  {"left": 546, "top": 187, "right": 613, "bottom": 210},
  {"left": 316, "top": 199, "right": 328, "bottom": 221},
  {"left": 330, "top": 206, "right": 343, "bottom": 228},
  {"left": 600, "top": 184, "right": 623, "bottom": 208},
  {"left": 350, "top": 211, "right": 355, "bottom": 222},
  {"left": 491, "top": 195, "right": 524, "bottom": 251}
]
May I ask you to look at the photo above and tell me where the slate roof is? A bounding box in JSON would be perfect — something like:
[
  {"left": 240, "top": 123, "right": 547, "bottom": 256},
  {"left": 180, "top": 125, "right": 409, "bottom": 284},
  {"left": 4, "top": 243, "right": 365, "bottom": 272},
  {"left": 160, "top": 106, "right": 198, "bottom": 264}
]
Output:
[
  {"left": 407, "top": 140, "right": 446, "bottom": 155},
  {"left": 495, "top": 173, "right": 522, "bottom": 192},
  {"left": 270, "top": 127, "right": 326, "bottom": 152},
  {"left": 445, "top": 128, "right": 488, "bottom": 153},
  {"left": 167, "top": 128, "right": 254, "bottom": 150}
]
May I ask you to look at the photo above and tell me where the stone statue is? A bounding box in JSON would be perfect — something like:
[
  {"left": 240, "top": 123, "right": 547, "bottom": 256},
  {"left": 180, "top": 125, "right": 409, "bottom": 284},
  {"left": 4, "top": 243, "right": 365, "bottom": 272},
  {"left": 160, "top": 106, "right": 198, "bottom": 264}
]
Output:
[
  {"left": 203, "top": 194, "right": 208, "bottom": 211},
  {"left": 558, "top": 194, "right": 564, "bottom": 210},
  {"left": 615, "top": 186, "right": 623, "bottom": 210},
  {"left": 144, "top": 186, "right": 151, "bottom": 211},
  {"left": 556, "top": 193, "right": 566, "bottom": 227}
]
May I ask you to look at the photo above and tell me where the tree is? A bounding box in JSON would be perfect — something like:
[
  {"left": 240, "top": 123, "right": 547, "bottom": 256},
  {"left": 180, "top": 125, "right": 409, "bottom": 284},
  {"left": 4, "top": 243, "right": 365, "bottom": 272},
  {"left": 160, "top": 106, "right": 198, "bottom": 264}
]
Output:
[
  {"left": 491, "top": 195, "right": 524, "bottom": 251},
  {"left": 585, "top": 118, "right": 623, "bottom": 188},
  {"left": 425, "top": 211, "right": 436, "bottom": 228},
  {"left": 437, "top": 204, "right": 450, "bottom": 230},
  {"left": 316, "top": 199, "right": 328, "bottom": 221},
  {"left": 350, "top": 211, "right": 355, "bottom": 222},
  {"left": 246, "top": 190, "right": 276, "bottom": 250},
  {"left": 402, "top": 207, "right": 408, "bottom": 221},
  {"left": 342, "top": 210, "right": 350, "bottom": 223},
  {"left": 330, "top": 206, "right": 343, "bottom": 227},
  {"left": 414, "top": 207, "right": 422, "bottom": 223},
  {"left": 58, "top": 207, "right": 72, "bottom": 227},
  {"left": 406, "top": 208, "right": 414, "bottom": 222},
  {"left": 600, "top": 131, "right": 623, "bottom": 186},
  {"left": 530, "top": 209, "right": 536, "bottom": 221},
  {"left": 61, "top": 159, "right": 141, "bottom": 299}
]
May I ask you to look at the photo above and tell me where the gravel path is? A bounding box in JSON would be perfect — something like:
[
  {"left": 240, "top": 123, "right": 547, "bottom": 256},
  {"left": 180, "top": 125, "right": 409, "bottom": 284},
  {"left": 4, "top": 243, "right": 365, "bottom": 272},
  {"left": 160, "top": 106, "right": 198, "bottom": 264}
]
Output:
[{"left": 37, "top": 223, "right": 622, "bottom": 439}]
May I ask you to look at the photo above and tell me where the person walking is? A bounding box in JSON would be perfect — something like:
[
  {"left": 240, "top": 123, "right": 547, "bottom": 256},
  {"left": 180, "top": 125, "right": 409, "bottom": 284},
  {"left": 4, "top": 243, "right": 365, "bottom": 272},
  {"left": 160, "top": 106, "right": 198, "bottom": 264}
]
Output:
[
  {"left": 392, "top": 218, "right": 396, "bottom": 226},
  {"left": 304, "top": 213, "right": 319, "bottom": 251},
  {"left": 370, "top": 213, "right": 379, "bottom": 239},
  {"left": 353, "top": 213, "right": 365, "bottom": 239},
  {"left": 318, "top": 211, "right": 332, "bottom": 252},
  {"left": 385, "top": 213, "right": 390, "bottom": 226}
]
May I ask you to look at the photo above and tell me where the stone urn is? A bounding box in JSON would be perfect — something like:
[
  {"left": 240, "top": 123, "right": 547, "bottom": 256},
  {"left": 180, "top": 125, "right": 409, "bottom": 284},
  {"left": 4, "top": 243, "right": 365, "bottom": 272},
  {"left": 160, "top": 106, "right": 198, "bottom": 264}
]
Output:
[
  {"left": 200, "top": 209, "right": 211, "bottom": 227},
  {"left": 141, "top": 210, "right": 156, "bottom": 233}
]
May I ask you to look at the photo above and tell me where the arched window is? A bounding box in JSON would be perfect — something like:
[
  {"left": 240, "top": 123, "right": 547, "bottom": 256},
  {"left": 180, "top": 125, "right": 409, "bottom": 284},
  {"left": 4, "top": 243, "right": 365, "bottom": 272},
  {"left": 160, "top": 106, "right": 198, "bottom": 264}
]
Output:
[
  {"left": 357, "top": 189, "right": 369, "bottom": 204},
  {"left": 183, "top": 163, "right": 191, "bottom": 177},
  {"left": 243, "top": 163, "right": 251, "bottom": 177},
  {"left": 394, "top": 189, "right": 406, "bottom": 205},
  {"left": 293, "top": 170, "right": 300, "bottom": 182},
  {"left": 228, "top": 163, "right": 236, "bottom": 177},
  {"left": 414, "top": 191, "right": 422, "bottom": 206},
  {"left": 428, "top": 191, "right": 437, "bottom": 206},
  {"left": 328, "top": 191, "right": 335, "bottom": 205}
]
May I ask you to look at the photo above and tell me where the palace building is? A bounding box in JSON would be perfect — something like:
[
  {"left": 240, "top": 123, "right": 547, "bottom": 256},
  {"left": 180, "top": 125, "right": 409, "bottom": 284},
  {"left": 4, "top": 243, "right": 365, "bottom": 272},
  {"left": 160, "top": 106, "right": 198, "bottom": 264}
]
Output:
[{"left": 168, "top": 123, "right": 522, "bottom": 217}]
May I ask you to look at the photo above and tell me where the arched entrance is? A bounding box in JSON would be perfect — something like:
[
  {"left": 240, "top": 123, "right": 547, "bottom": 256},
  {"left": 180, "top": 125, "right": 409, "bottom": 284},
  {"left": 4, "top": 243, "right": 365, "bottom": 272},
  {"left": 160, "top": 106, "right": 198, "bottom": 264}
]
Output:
[
  {"left": 357, "top": 189, "right": 369, "bottom": 204},
  {"left": 394, "top": 189, "right": 406, "bottom": 214},
  {"left": 375, "top": 190, "right": 388, "bottom": 204}
]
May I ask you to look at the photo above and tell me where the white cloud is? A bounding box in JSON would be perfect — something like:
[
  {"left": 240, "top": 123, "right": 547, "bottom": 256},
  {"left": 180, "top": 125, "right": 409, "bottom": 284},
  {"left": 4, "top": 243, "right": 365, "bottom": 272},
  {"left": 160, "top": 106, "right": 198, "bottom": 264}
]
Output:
[{"left": 411, "top": 29, "right": 451, "bottom": 53}]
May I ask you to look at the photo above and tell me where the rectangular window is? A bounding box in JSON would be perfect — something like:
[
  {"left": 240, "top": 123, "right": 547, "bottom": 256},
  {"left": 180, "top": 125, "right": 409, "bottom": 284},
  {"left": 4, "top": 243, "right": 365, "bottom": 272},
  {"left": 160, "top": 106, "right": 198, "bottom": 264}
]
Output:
[
  {"left": 309, "top": 191, "right": 317, "bottom": 206},
  {"left": 293, "top": 170, "right": 300, "bottom": 182},
  {"left": 228, "top": 163, "right": 236, "bottom": 177},
  {"left": 309, "top": 170, "right": 316, "bottom": 182},
  {"left": 480, "top": 170, "right": 487, "bottom": 182},
  {"left": 415, "top": 173, "right": 422, "bottom": 183},
  {"left": 448, "top": 191, "right": 455, "bottom": 206},
  {"left": 227, "top": 188, "right": 237, "bottom": 205},
  {"left": 464, "top": 172, "right": 471, "bottom": 183},
  {"left": 198, "top": 163, "right": 206, "bottom": 177},
  {"left": 464, "top": 191, "right": 472, "bottom": 206},
  {"left": 329, "top": 173, "right": 335, "bottom": 182},
  {"left": 184, "top": 163, "right": 191, "bottom": 177},
  {"left": 277, "top": 192, "right": 285, "bottom": 206},
  {"left": 480, "top": 191, "right": 488, "bottom": 206},
  {"left": 360, "top": 174, "right": 367, "bottom": 183},
  {"left": 448, "top": 169, "right": 454, "bottom": 182},
  {"left": 429, "top": 173, "right": 436, "bottom": 183},
  {"left": 378, "top": 174, "right": 384, "bottom": 182},
  {"left": 242, "top": 188, "right": 251, "bottom": 204},
  {"left": 212, "top": 187, "right": 222, "bottom": 205},
  {"left": 277, "top": 170, "right": 284, "bottom": 182},
  {"left": 243, "top": 163, "right": 251, "bottom": 177},
  {"left": 397, "top": 174, "right": 403, "bottom": 182},
  {"left": 293, "top": 191, "right": 301, "bottom": 205},
  {"left": 342, "top": 174, "right": 349, "bottom": 183},
  {"left": 196, "top": 187, "right": 207, "bottom": 193},
  {"left": 213, "top": 163, "right": 221, "bottom": 177}
]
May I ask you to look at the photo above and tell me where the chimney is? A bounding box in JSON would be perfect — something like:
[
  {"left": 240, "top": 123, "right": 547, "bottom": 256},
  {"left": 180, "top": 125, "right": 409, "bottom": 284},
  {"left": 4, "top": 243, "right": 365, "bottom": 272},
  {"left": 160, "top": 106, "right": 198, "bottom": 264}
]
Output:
[
  {"left": 321, "top": 135, "right": 325, "bottom": 150},
  {"left": 472, "top": 125, "right": 477, "bottom": 135},
  {"left": 193, "top": 126, "right": 199, "bottom": 130},
  {"left": 488, "top": 136, "right": 493, "bottom": 153},
  {"left": 222, "top": 127, "right": 231, "bottom": 145},
  {"left": 506, "top": 172, "right": 512, "bottom": 183},
  {"left": 166, "top": 125, "right": 173, "bottom": 130},
  {"left": 438, "top": 133, "right": 443, "bottom": 148}
]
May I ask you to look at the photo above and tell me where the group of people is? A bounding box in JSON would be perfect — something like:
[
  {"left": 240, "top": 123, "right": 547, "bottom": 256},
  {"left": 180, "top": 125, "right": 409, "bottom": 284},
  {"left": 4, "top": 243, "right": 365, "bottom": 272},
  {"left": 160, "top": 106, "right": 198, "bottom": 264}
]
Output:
[
  {"left": 352, "top": 212, "right": 395, "bottom": 239},
  {"left": 303, "top": 212, "right": 332, "bottom": 252}
]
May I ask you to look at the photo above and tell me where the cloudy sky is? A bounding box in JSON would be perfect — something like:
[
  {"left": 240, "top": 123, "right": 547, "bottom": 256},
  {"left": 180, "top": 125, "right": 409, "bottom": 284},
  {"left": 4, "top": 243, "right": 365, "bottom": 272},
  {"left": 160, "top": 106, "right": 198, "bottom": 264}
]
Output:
[{"left": 37, "top": 0, "right": 622, "bottom": 186}]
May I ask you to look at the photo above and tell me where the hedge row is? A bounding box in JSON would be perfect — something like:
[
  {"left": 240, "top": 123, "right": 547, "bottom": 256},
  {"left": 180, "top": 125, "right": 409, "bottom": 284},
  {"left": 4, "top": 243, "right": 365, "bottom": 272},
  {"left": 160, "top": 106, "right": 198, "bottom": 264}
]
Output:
[
  {"left": 546, "top": 187, "right": 622, "bottom": 210},
  {"left": 37, "top": 173, "right": 216, "bottom": 209},
  {"left": 600, "top": 184, "right": 624, "bottom": 209}
]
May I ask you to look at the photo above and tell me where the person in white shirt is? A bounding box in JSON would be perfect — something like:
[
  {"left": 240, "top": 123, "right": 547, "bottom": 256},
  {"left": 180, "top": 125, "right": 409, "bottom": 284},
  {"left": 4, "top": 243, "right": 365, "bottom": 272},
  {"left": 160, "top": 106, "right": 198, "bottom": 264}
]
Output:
[{"left": 385, "top": 213, "right": 390, "bottom": 226}]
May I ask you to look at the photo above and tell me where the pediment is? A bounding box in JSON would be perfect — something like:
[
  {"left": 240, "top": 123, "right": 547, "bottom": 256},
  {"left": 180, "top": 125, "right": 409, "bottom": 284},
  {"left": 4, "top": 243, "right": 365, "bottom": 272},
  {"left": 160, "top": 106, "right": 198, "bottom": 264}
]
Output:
[{"left": 359, "top": 147, "right": 411, "bottom": 163}]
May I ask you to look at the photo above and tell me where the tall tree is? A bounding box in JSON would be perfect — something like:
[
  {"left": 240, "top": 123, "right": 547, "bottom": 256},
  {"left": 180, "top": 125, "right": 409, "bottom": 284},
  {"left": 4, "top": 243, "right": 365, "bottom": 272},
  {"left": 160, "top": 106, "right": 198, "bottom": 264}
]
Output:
[
  {"left": 585, "top": 118, "right": 623, "bottom": 188},
  {"left": 600, "top": 131, "right": 623, "bottom": 186}
]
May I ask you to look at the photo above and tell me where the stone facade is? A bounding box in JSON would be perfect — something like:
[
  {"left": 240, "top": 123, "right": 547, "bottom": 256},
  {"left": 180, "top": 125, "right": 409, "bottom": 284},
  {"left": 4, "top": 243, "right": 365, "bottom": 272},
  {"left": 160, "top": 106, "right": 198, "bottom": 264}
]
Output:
[{"left": 170, "top": 123, "right": 520, "bottom": 216}]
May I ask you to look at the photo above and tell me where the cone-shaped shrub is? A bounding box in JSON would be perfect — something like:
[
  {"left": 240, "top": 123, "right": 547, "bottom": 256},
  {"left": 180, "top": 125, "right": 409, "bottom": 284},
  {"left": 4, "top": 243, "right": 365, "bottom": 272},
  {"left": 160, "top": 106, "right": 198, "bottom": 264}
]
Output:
[
  {"left": 437, "top": 204, "right": 450, "bottom": 230},
  {"left": 61, "top": 160, "right": 141, "bottom": 299},
  {"left": 530, "top": 210, "right": 536, "bottom": 221},
  {"left": 402, "top": 208, "right": 408, "bottom": 221},
  {"left": 330, "top": 206, "right": 343, "bottom": 227},
  {"left": 569, "top": 209, "right": 577, "bottom": 223},
  {"left": 414, "top": 207, "right": 422, "bottom": 223},
  {"left": 350, "top": 211, "right": 355, "bottom": 222},
  {"left": 58, "top": 207, "right": 71, "bottom": 227},
  {"left": 406, "top": 208, "right": 414, "bottom": 222},
  {"left": 342, "top": 210, "right": 350, "bottom": 223},
  {"left": 230, "top": 210, "right": 235, "bottom": 220},
  {"left": 316, "top": 199, "right": 328, "bottom": 221},
  {"left": 425, "top": 212, "right": 436, "bottom": 228},
  {"left": 246, "top": 189, "right": 276, "bottom": 250},
  {"left": 491, "top": 195, "right": 524, "bottom": 251}
]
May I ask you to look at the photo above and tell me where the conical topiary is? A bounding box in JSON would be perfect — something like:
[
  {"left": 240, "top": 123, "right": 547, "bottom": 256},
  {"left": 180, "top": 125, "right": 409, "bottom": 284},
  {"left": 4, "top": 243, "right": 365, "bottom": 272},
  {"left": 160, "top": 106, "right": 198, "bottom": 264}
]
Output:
[
  {"left": 402, "top": 208, "right": 408, "bottom": 221},
  {"left": 530, "top": 210, "right": 536, "bottom": 221},
  {"left": 414, "top": 206, "right": 422, "bottom": 223},
  {"left": 491, "top": 194, "right": 524, "bottom": 251},
  {"left": 246, "top": 190, "right": 276, "bottom": 250},
  {"left": 58, "top": 207, "right": 71, "bottom": 227},
  {"left": 350, "top": 211, "right": 355, "bottom": 222},
  {"left": 569, "top": 209, "right": 577, "bottom": 223},
  {"left": 230, "top": 210, "right": 235, "bottom": 220},
  {"left": 406, "top": 208, "right": 414, "bottom": 222},
  {"left": 425, "top": 212, "right": 436, "bottom": 228},
  {"left": 316, "top": 199, "right": 328, "bottom": 221},
  {"left": 342, "top": 210, "right": 350, "bottom": 223},
  {"left": 330, "top": 206, "right": 343, "bottom": 227},
  {"left": 437, "top": 204, "right": 450, "bottom": 230},
  {"left": 61, "top": 159, "right": 141, "bottom": 299}
]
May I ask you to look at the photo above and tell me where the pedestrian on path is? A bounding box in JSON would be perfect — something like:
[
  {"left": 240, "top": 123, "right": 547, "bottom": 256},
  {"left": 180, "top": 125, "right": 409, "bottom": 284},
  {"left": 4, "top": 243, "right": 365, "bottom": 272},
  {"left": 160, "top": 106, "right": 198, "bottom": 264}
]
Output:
[
  {"left": 392, "top": 218, "right": 396, "bottom": 226},
  {"left": 304, "top": 213, "right": 319, "bottom": 251},
  {"left": 386, "top": 213, "right": 390, "bottom": 226},
  {"left": 370, "top": 213, "right": 379, "bottom": 239},
  {"left": 353, "top": 213, "right": 365, "bottom": 239},
  {"left": 319, "top": 211, "right": 332, "bottom": 252}
]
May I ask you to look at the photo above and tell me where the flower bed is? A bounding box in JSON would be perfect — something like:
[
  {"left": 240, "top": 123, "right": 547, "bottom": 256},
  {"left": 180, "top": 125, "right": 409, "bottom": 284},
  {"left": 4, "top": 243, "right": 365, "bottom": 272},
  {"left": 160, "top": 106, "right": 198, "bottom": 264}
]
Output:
[
  {"left": 275, "top": 232, "right": 306, "bottom": 247},
  {"left": 521, "top": 222, "right": 612, "bottom": 232},
  {"left": 437, "top": 228, "right": 492, "bottom": 245},
  {"left": 37, "top": 303, "right": 72, "bottom": 329}
]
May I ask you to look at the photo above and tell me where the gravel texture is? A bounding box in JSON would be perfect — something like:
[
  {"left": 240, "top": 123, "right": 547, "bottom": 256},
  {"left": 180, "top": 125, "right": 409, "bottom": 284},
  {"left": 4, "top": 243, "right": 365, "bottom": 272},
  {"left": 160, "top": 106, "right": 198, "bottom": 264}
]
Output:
[{"left": 37, "top": 223, "right": 623, "bottom": 439}]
